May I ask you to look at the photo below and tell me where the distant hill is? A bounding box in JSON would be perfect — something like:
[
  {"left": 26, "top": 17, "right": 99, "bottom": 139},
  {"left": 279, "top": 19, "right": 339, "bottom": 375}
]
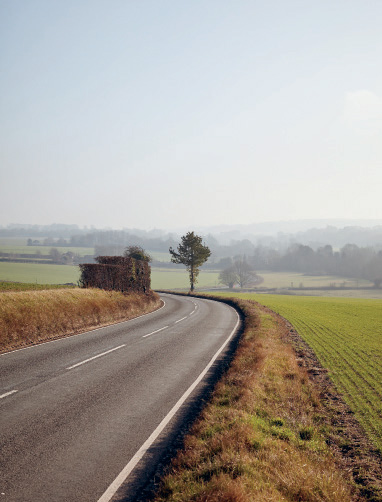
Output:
[
  {"left": 194, "top": 219, "right": 382, "bottom": 237},
  {"left": 1, "top": 220, "right": 382, "bottom": 251}
]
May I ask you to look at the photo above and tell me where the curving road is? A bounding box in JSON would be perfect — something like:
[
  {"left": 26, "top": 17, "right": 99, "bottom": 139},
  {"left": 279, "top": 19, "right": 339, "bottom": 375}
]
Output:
[{"left": 0, "top": 293, "right": 240, "bottom": 502}]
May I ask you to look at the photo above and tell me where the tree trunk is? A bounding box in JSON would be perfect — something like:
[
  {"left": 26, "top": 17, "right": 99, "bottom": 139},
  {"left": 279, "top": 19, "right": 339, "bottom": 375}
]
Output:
[{"left": 190, "top": 266, "right": 195, "bottom": 291}]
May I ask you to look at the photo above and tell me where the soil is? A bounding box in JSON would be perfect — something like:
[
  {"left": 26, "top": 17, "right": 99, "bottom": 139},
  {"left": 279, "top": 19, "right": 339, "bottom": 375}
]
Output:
[{"left": 261, "top": 304, "right": 382, "bottom": 502}]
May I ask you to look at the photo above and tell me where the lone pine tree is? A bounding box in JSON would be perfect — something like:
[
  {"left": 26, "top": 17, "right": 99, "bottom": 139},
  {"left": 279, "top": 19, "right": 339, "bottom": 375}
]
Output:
[{"left": 169, "top": 231, "right": 211, "bottom": 291}]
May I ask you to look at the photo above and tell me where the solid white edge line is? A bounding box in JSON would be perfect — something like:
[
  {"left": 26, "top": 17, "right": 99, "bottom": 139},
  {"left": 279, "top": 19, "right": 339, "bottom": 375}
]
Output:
[
  {"left": 97, "top": 306, "right": 240, "bottom": 502},
  {"left": 142, "top": 326, "right": 169, "bottom": 338},
  {"left": 0, "top": 299, "right": 166, "bottom": 357},
  {"left": 0, "top": 389, "right": 18, "bottom": 399},
  {"left": 66, "top": 345, "right": 126, "bottom": 370}
]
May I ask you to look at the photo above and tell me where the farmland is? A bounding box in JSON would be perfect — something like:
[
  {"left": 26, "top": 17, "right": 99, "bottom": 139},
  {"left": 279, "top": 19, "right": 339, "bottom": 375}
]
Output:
[
  {"left": 0, "top": 281, "right": 75, "bottom": 292},
  {"left": 0, "top": 237, "right": 94, "bottom": 257},
  {"left": 213, "top": 292, "right": 382, "bottom": 452},
  {"left": 151, "top": 268, "right": 219, "bottom": 290},
  {"left": 0, "top": 262, "right": 80, "bottom": 284},
  {"left": 257, "top": 271, "right": 371, "bottom": 289},
  {"left": 0, "top": 262, "right": 221, "bottom": 289}
]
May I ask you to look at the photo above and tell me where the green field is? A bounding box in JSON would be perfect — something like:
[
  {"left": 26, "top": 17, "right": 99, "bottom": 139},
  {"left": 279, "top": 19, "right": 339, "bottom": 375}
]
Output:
[
  {"left": 150, "top": 251, "right": 172, "bottom": 262},
  {"left": 0, "top": 281, "right": 75, "bottom": 291},
  {"left": 0, "top": 262, "right": 80, "bottom": 284},
  {"left": 0, "top": 245, "right": 94, "bottom": 257},
  {"left": 257, "top": 271, "right": 371, "bottom": 289},
  {"left": 214, "top": 292, "right": 382, "bottom": 452},
  {"left": 151, "top": 268, "right": 220, "bottom": 290},
  {"left": 0, "top": 238, "right": 31, "bottom": 246},
  {"left": 0, "top": 262, "right": 219, "bottom": 289}
]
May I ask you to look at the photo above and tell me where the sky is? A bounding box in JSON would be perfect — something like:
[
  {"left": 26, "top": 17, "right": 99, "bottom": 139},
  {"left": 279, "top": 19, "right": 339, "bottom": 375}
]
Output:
[{"left": 1, "top": 0, "right": 381, "bottom": 230}]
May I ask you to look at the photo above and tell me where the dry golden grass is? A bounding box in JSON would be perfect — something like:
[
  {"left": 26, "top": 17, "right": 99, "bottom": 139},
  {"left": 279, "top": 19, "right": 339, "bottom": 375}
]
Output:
[
  {"left": 0, "top": 288, "right": 161, "bottom": 353},
  {"left": 154, "top": 298, "right": 356, "bottom": 502}
]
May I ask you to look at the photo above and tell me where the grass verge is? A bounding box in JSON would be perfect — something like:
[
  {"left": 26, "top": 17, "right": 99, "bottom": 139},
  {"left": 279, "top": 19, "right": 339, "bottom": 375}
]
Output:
[
  {"left": 152, "top": 295, "right": 382, "bottom": 501},
  {"left": 0, "top": 288, "right": 161, "bottom": 353},
  {"left": 221, "top": 293, "right": 382, "bottom": 453}
]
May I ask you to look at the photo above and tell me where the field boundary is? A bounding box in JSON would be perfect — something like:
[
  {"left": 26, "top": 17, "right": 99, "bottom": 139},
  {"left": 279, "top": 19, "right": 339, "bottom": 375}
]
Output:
[{"left": 258, "top": 301, "right": 382, "bottom": 500}]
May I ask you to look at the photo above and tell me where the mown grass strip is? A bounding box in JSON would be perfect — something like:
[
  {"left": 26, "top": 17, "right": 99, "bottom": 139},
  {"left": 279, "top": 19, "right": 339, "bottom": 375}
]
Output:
[{"left": 153, "top": 297, "right": 360, "bottom": 502}]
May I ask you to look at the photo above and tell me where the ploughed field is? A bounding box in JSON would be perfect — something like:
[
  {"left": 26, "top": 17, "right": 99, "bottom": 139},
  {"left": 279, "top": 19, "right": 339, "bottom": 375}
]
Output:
[{"left": 215, "top": 292, "right": 382, "bottom": 452}]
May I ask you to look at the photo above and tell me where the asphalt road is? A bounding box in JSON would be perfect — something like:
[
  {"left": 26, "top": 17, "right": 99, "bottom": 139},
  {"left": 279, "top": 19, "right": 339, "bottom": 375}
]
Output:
[{"left": 0, "top": 293, "right": 240, "bottom": 502}]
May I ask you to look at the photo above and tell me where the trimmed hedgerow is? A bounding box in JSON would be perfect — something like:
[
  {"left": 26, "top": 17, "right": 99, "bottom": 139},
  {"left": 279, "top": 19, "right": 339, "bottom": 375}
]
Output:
[{"left": 79, "top": 256, "right": 151, "bottom": 293}]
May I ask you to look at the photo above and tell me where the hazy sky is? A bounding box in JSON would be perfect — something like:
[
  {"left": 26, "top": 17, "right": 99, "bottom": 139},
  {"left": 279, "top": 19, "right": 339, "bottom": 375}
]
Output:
[{"left": 1, "top": 0, "right": 381, "bottom": 230}]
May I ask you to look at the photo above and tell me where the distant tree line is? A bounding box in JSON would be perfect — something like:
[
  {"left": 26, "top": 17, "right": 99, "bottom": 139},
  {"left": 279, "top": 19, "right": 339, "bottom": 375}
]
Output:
[
  {"left": 247, "top": 244, "right": 382, "bottom": 288},
  {"left": 69, "top": 230, "right": 179, "bottom": 252}
]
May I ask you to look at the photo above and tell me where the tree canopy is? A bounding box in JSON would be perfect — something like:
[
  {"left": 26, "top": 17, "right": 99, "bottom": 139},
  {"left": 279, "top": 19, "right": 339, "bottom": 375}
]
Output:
[
  {"left": 124, "top": 245, "right": 152, "bottom": 262},
  {"left": 169, "top": 231, "right": 211, "bottom": 291}
]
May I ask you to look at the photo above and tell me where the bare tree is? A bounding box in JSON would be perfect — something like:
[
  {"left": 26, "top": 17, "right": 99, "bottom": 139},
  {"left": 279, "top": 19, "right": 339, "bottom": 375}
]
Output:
[
  {"left": 124, "top": 245, "right": 152, "bottom": 262},
  {"left": 234, "top": 256, "right": 256, "bottom": 288},
  {"left": 218, "top": 266, "right": 237, "bottom": 289}
]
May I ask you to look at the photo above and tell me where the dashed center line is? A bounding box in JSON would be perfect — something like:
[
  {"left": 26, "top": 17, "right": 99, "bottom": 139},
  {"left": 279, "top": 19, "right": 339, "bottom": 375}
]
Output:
[
  {"left": 0, "top": 389, "right": 18, "bottom": 400},
  {"left": 66, "top": 345, "right": 126, "bottom": 370},
  {"left": 175, "top": 316, "right": 187, "bottom": 324},
  {"left": 143, "top": 302, "right": 198, "bottom": 337},
  {"left": 142, "top": 326, "right": 169, "bottom": 338}
]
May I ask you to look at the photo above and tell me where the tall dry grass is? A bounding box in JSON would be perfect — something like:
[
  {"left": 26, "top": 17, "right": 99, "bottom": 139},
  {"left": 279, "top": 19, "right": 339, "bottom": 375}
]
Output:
[
  {"left": 0, "top": 288, "right": 161, "bottom": 353},
  {"left": 154, "top": 298, "right": 356, "bottom": 501}
]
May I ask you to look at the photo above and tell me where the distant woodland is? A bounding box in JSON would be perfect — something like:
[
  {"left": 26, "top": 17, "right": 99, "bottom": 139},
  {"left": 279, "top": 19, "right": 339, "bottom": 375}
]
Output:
[{"left": 1, "top": 223, "right": 381, "bottom": 286}]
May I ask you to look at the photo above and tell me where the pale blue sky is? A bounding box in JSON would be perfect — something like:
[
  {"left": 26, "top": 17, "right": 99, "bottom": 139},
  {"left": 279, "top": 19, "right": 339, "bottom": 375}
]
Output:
[{"left": 1, "top": 0, "right": 381, "bottom": 230}]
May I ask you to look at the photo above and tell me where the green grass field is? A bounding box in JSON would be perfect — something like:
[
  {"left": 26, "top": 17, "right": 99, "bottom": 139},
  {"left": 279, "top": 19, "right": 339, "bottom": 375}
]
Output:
[
  {"left": 0, "top": 262, "right": 80, "bottom": 284},
  {"left": 213, "top": 292, "right": 382, "bottom": 452},
  {"left": 151, "top": 268, "right": 220, "bottom": 290},
  {"left": 150, "top": 251, "right": 172, "bottom": 262},
  {"left": 0, "top": 281, "right": 75, "bottom": 291},
  {"left": 0, "top": 238, "right": 30, "bottom": 246},
  {"left": 257, "top": 270, "right": 371, "bottom": 289},
  {"left": 0, "top": 262, "right": 219, "bottom": 289},
  {"left": 0, "top": 245, "right": 94, "bottom": 257}
]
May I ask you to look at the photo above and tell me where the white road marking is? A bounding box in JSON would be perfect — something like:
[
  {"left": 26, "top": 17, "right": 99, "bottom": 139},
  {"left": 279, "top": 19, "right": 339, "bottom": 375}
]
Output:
[
  {"left": 142, "top": 326, "right": 169, "bottom": 338},
  {"left": 0, "top": 390, "right": 18, "bottom": 400},
  {"left": 66, "top": 345, "right": 126, "bottom": 370},
  {"left": 175, "top": 316, "right": 187, "bottom": 324},
  {"left": 97, "top": 306, "right": 241, "bottom": 502}
]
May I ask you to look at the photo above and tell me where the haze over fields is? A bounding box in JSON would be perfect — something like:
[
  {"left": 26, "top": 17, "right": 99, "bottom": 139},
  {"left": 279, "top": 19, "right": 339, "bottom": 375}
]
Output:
[{"left": 1, "top": 1, "right": 381, "bottom": 230}]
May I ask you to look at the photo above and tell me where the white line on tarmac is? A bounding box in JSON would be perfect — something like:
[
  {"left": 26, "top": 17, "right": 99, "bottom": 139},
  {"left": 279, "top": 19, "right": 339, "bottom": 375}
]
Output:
[
  {"left": 142, "top": 326, "right": 169, "bottom": 338},
  {"left": 97, "top": 306, "right": 241, "bottom": 502},
  {"left": 175, "top": 317, "right": 187, "bottom": 324},
  {"left": 0, "top": 390, "right": 18, "bottom": 400},
  {"left": 66, "top": 345, "right": 126, "bottom": 370}
]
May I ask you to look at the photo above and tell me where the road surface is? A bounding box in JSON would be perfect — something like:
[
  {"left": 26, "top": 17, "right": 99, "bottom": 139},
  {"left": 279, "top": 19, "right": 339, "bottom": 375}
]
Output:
[{"left": 0, "top": 293, "right": 240, "bottom": 502}]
